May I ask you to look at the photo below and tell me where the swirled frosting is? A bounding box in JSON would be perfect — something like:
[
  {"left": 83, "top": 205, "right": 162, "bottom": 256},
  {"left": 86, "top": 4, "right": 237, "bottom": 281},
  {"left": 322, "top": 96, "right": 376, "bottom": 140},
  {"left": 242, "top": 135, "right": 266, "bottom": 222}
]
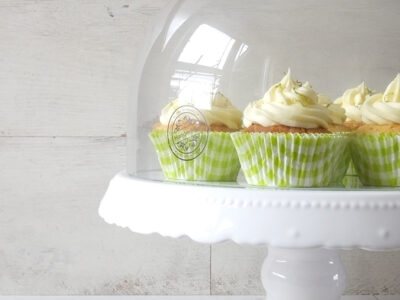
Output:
[
  {"left": 160, "top": 92, "right": 242, "bottom": 130},
  {"left": 361, "top": 74, "right": 400, "bottom": 125},
  {"left": 318, "top": 94, "right": 346, "bottom": 125},
  {"left": 335, "top": 82, "right": 373, "bottom": 122},
  {"left": 243, "top": 70, "right": 332, "bottom": 129}
]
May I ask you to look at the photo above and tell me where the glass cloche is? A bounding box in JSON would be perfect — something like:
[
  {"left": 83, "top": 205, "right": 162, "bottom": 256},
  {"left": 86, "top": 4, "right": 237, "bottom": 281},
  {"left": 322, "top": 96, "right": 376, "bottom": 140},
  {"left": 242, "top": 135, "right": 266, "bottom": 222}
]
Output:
[
  {"left": 101, "top": 4, "right": 400, "bottom": 299},
  {"left": 127, "top": 0, "right": 400, "bottom": 188}
]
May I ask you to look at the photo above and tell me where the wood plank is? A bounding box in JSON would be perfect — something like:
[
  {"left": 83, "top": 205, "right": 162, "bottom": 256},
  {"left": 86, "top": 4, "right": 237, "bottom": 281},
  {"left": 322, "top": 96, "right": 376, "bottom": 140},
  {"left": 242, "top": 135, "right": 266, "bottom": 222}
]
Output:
[
  {"left": 341, "top": 250, "right": 400, "bottom": 295},
  {"left": 0, "top": 297, "right": 383, "bottom": 299},
  {"left": 0, "top": 0, "right": 169, "bottom": 137},
  {"left": 1, "top": 0, "right": 400, "bottom": 296},
  {"left": 211, "top": 242, "right": 400, "bottom": 295},
  {"left": 211, "top": 242, "right": 266, "bottom": 295},
  {"left": 0, "top": 297, "right": 265, "bottom": 300},
  {"left": 0, "top": 137, "right": 210, "bottom": 295}
]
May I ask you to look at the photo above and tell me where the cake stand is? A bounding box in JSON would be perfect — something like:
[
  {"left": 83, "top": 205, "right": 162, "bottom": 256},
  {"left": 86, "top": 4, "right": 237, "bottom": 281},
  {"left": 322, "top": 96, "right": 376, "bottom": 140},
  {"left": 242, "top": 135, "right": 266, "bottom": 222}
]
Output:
[{"left": 99, "top": 171, "right": 400, "bottom": 300}]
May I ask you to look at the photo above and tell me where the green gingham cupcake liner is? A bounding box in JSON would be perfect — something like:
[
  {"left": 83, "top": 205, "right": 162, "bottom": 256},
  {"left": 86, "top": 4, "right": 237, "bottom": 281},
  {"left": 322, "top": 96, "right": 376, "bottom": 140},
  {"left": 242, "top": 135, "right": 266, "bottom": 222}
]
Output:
[
  {"left": 330, "top": 133, "right": 352, "bottom": 186},
  {"left": 231, "top": 132, "right": 349, "bottom": 187},
  {"left": 346, "top": 159, "right": 358, "bottom": 176},
  {"left": 350, "top": 133, "right": 400, "bottom": 187},
  {"left": 149, "top": 130, "right": 241, "bottom": 181},
  {"left": 342, "top": 157, "right": 362, "bottom": 188},
  {"left": 341, "top": 158, "right": 362, "bottom": 188},
  {"left": 342, "top": 175, "right": 363, "bottom": 189}
]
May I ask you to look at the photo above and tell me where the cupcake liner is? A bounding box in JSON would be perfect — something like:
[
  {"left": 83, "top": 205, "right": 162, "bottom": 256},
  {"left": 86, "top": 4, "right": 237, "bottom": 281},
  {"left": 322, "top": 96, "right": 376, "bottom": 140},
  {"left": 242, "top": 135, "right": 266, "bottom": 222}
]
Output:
[
  {"left": 346, "top": 159, "right": 358, "bottom": 176},
  {"left": 149, "top": 130, "right": 241, "bottom": 181},
  {"left": 342, "top": 175, "right": 363, "bottom": 189},
  {"left": 330, "top": 134, "right": 352, "bottom": 186},
  {"left": 231, "top": 132, "right": 349, "bottom": 187},
  {"left": 350, "top": 133, "right": 400, "bottom": 187},
  {"left": 343, "top": 154, "right": 359, "bottom": 187}
]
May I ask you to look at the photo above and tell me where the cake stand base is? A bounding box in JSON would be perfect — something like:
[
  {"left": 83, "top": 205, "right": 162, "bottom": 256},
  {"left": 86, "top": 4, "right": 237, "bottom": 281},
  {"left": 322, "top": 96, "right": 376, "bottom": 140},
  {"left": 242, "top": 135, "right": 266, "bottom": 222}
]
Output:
[{"left": 262, "top": 247, "right": 346, "bottom": 300}]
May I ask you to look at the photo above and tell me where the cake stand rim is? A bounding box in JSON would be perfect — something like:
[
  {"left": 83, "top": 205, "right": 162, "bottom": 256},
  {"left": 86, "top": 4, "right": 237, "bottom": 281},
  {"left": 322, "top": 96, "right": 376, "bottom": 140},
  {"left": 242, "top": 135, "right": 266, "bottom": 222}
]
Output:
[{"left": 99, "top": 171, "right": 400, "bottom": 250}]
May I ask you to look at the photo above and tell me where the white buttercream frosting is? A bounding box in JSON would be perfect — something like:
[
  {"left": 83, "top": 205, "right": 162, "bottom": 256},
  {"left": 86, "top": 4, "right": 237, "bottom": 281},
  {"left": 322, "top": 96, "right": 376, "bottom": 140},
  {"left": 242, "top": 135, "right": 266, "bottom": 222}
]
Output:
[
  {"left": 361, "top": 74, "right": 400, "bottom": 125},
  {"left": 160, "top": 92, "right": 242, "bottom": 130},
  {"left": 335, "top": 82, "right": 373, "bottom": 122},
  {"left": 318, "top": 94, "right": 346, "bottom": 125},
  {"left": 243, "top": 70, "right": 332, "bottom": 129}
]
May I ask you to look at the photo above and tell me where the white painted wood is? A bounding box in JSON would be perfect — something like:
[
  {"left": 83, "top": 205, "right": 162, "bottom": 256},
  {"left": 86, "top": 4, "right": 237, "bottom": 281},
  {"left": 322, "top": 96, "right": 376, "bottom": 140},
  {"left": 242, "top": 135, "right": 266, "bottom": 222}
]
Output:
[
  {"left": 0, "top": 296, "right": 382, "bottom": 300},
  {"left": 342, "top": 297, "right": 377, "bottom": 300},
  {"left": 0, "top": 137, "right": 210, "bottom": 295},
  {"left": 341, "top": 250, "right": 400, "bottom": 295},
  {"left": 0, "top": 0, "right": 170, "bottom": 137},
  {"left": 0, "top": 297, "right": 265, "bottom": 300},
  {"left": 0, "top": 0, "right": 400, "bottom": 296},
  {"left": 211, "top": 242, "right": 400, "bottom": 295},
  {"left": 0, "top": 297, "right": 264, "bottom": 300},
  {"left": 211, "top": 242, "right": 266, "bottom": 295}
]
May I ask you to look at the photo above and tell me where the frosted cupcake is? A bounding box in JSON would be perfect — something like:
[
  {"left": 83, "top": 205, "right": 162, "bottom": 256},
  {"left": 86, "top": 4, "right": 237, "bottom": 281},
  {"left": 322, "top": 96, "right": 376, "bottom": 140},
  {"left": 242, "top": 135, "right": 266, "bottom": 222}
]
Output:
[
  {"left": 317, "top": 94, "right": 352, "bottom": 185},
  {"left": 231, "top": 70, "right": 349, "bottom": 187},
  {"left": 150, "top": 92, "right": 242, "bottom": 181},
  {"left": 334, "top": 82, "right": 373, "bottom": 182},
  {"left": 351, "top": 74, "right": 400, "bottom": 186},
  {"left": 335, "top": 82, "right": 374, "bottom": 130},
  {"left": 318, "top": 94, "right": 349, "bottom": 133}
]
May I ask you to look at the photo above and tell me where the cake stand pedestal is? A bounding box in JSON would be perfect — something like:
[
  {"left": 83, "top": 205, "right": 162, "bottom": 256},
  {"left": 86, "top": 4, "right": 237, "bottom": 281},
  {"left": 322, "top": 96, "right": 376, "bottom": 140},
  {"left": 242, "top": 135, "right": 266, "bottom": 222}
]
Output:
[{"left": 99, "top": 172, "right": 400, "bottom": 300}]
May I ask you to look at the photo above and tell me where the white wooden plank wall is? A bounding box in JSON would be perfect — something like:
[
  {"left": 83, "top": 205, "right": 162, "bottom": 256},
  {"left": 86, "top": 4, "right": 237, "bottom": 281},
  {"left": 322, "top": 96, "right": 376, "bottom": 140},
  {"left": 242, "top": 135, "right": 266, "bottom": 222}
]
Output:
[
  {"left": 0, "top": 296, "right": 397, "bottom": 300},
  {"left": 0, "top": 0, "right": 399, "bottom": 296},
  {"left": 0, "top": 296, "right": 396, "bottom": 300}
]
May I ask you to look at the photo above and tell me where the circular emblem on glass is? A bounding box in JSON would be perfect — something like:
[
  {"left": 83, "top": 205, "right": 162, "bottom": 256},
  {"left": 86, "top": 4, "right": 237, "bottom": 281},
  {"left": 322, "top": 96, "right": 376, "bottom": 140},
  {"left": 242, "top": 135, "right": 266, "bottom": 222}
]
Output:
[{"left": 167, "top": 105, "right": 209, "bottom": 161}]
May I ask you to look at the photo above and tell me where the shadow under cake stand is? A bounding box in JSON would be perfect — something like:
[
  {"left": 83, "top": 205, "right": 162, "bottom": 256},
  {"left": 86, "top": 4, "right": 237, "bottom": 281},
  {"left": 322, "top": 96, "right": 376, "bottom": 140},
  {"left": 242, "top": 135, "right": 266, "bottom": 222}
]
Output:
[{"left": 99, "top": 171, "right": 400, "bottom": 300}]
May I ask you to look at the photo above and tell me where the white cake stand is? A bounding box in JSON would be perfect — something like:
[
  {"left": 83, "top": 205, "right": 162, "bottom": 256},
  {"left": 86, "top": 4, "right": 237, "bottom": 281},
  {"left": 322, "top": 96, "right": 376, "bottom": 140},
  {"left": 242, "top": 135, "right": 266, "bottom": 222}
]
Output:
[{"left": 99, "top": 171, "right": 400, "bottom": 300}]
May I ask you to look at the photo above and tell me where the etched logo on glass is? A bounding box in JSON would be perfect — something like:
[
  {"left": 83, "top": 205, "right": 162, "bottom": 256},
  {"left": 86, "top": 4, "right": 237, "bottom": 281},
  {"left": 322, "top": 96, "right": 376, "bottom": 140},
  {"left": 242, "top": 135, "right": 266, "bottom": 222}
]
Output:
[{"left": 167, "top": 105, "right": 209, "bottom": 161}]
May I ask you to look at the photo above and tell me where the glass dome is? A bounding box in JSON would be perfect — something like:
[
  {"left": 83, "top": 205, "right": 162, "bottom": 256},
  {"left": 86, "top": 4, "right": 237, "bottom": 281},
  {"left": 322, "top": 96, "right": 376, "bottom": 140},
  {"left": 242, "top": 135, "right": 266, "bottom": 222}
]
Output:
[{"left": 128, "top": 0, "right": 400, "bottom": 185}]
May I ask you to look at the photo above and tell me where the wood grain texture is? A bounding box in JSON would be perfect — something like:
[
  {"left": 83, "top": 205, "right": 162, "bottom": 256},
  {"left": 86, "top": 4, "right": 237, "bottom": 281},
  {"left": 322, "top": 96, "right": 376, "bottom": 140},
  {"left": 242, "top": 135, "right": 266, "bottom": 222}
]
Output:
[
  {"left": 0, "top": 0, "right": 171, "bottom": 137},
  {"left": 0, "top": 296, "right": 384, "bottom": 300},
  {"left": 211, "top": 243, "right": 266, "bottom": 295},
  {"left": 1, "top": 0, "right": 400, "bottom": 296},
  {"left": 0, "top": 137, "right": 210, "bottom": 295},
  {"left": 211, "top": 243, "right": 400, "bottom": 295},
  {"left": 342, "top": 250, "right": 400, "bottom": 295}
]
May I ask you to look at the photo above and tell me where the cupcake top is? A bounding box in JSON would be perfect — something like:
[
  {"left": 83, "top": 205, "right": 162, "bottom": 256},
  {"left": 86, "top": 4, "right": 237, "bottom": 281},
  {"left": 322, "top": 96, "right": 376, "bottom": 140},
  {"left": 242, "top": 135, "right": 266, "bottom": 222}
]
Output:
[
  {"left": 159, "top": 91, "right": 243, "bottom": 130},
  {"left": 318, "top": 94, "right": 346, "bottom": 125},
  {"left": 361, "top": 74, "right": 400, "bottom": 125},
  {"left": 243, "top": 70, "right": 332, "bottom": 129},
  {"left": 335, "top": 82, "right": 373, "bottom": 122}
]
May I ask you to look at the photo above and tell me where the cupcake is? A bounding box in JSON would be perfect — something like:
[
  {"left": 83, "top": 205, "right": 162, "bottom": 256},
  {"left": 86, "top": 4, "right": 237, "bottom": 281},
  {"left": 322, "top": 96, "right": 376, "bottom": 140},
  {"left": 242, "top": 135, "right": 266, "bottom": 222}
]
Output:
[
  {"left": 333, "top": 83, "right": 374, "bottom": 185},
  {"left": 350, "top": 74, "right": 400, "bottom": 186},
  {"left": 317, "top": 94, "right": 352, "bottom": 185},
  {"left": 318, "top": 94, "right": 350, "bottom": 133},
  {"left": 231, "top": 70, "right": 349, "bottom": 187},
  {"left": 335, "top": 82, "right": 374, "bottom": 130},
  {"left": 150, "top": 92, "right": 242, "bottom": 181}
]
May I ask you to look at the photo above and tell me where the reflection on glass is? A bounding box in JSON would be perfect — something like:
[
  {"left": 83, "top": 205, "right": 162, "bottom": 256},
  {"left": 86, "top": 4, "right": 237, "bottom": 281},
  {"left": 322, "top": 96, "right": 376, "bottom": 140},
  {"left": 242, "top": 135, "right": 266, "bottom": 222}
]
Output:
[
  {"left": 178, "top": 24, "right": 235, "bottom": 69},
  {"left": 235, "top": 43, "right": 249, "bottom": 62},
  {"left": 333, "top": 274, "right": 339, "bottom": 281},
  {"left": 171, "top": 24, "right": 248, "bottom": 103},
  {"left": 170, "top": 71, "right": 219, "bottom": 105},
  {"left": 272, "top": 271, "right": 286, "bottom": 279}
]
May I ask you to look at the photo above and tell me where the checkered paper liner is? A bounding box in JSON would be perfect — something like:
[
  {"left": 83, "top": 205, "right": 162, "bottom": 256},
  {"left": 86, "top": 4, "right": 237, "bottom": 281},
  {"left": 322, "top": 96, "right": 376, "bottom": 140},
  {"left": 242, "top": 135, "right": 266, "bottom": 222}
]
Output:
[
  {"left": 331, "top": 133, "right": 352, "bottom": 186},
  {"left": 149, "top": 130, "right": 241, "bottom": 181},
  {"left": 231, "top": 132, "right": 349, "bottom": 187},
  {"left": 350, "top": 133, "right": 400, "bottom": 187},
  {"left": 342, "top": 153, "right": 360, "bottom": 188},
  {"left": 342, "top": 175, "right": 363, "bottom": 189},
  {"left": 346, "top": 159, "right": 358, "bottom": 176}
]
